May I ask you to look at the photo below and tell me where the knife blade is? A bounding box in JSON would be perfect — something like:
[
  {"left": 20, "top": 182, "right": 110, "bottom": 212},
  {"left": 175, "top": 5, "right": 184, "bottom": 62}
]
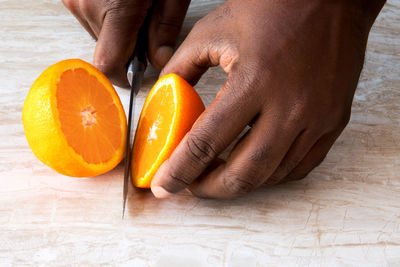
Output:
[{"left": 122, "top": 32, "right": 147, "bottom": 218}]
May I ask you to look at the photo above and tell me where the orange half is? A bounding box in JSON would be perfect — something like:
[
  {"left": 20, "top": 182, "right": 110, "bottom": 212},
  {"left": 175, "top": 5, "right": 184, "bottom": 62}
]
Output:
[
  {"left": 131, "top": 74, "right": 205, "bottom": 188},
  {"left": 22, "top": 59, "right": 127, "bottom": 177}
]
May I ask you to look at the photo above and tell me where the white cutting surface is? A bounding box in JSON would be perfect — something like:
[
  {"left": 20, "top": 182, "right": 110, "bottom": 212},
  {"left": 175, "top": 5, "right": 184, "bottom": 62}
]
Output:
[{"left": 0, "top": 0, "right": 399, "bottom": 266}]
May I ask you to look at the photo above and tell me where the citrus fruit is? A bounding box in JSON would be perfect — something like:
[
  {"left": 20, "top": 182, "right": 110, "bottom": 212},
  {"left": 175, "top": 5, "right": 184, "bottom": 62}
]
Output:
[
  {"left": 131, "top": 73, "right": 205, "bottom": 188},
  {"left": 22, "top": 59, "right": 127, "bottom": 177}
]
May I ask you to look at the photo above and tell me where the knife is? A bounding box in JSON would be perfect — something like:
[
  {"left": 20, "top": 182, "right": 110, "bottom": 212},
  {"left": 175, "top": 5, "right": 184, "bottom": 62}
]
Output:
[{"left": 122, "top": 28, "right": 147, "bottom": 218}]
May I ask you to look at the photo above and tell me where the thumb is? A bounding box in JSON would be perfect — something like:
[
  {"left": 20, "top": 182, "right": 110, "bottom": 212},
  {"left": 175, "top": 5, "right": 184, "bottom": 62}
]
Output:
[{"left": 94, "top": 5, "right": 149, "bottom": 87}]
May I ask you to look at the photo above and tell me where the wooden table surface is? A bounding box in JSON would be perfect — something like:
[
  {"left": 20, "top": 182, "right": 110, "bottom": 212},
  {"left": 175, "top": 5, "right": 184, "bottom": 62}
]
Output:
[{"left": 1, "top": 1, "right": 399, "bottom": 266}]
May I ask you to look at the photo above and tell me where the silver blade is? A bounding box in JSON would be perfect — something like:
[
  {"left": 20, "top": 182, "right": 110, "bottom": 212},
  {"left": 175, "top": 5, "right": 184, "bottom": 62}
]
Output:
[{"left": 122, "top": 56, "right": 146, "bottom": 218}]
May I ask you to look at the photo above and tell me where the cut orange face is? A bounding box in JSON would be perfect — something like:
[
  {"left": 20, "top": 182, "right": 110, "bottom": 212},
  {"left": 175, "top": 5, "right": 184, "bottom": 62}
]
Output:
[
  {"left": 131, "top": 74, "right": 205, "bottom": 188},
  {"left": 22, "top": 59, "right": 127, "bottom": 177}
]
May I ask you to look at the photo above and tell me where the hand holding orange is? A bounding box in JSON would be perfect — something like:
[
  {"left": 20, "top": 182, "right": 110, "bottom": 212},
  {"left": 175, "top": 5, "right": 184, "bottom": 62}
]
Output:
[{"left": 131, "top": 73, "right": 205, "bottom": 188}]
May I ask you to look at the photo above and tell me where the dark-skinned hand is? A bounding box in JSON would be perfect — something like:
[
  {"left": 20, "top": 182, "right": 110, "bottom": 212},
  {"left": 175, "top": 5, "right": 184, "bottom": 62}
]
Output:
[
  {"left": 150, "top": 0, "right": 386, "bottom": 199},
  {"left": 62, "top": 0, "right": 191, "bottom": 87}
]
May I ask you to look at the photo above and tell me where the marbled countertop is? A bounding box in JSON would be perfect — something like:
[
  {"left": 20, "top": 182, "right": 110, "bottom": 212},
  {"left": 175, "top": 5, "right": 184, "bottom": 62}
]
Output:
[{"left": 0, "top": 0, "right": 399, "bottom": 266}]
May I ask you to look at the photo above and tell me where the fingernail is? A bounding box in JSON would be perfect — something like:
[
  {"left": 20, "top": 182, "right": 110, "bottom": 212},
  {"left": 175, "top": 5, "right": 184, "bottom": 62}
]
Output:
[
  {"left": 151, "top": 186, "right": 173, "bottom": 199},
  {"left": 155, "top": 46, "right": 174, "bottom": 68},
  {"left": 151, "top": 162, "right": 173, "bottom": 198}
]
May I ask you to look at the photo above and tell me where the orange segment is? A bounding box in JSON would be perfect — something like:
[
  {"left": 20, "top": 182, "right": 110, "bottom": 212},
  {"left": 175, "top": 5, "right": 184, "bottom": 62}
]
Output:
[
  {"left": 131, "top": 74, "right": 205, "bottom": 188},
  {"left": 22, "top": 59, "right": 127, "bottom": 177}
]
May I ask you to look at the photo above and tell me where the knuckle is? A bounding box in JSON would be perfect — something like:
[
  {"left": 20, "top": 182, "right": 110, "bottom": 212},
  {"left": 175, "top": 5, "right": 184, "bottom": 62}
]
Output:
[
  {"left": 249, "top": 143, "right": 270, "bottom": 163},
  {"left": 185, "top": 133, "right": 218, "bottom": 165},
  {"left": 286, "top": 100, "right": 307, "bottom": 124},
  {"left": 222, "top": 169, "right": 261, "bottom": 197},
  {"left": 219, "top": 47, "right": 239, "bottom": 72}
]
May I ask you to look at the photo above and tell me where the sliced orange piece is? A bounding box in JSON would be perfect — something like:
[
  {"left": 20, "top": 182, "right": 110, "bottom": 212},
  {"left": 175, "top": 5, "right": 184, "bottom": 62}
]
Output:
[
  {"left": 131, "top": 73, "right": 205, "bottom": 188},
  {"left": 22, "top": 59, "right": 127, "bottom": 177}
]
